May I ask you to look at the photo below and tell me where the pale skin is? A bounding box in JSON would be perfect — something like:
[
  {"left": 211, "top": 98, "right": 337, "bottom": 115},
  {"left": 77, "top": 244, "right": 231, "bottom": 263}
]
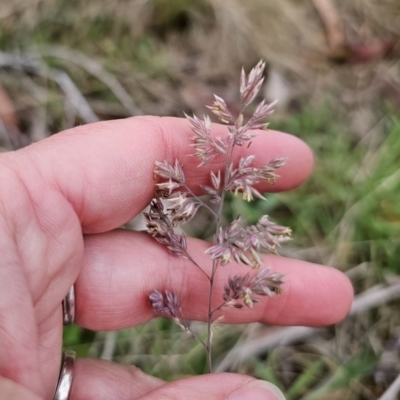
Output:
[{"left": 0, "top": 116, "right": 353, "bottom": 399}]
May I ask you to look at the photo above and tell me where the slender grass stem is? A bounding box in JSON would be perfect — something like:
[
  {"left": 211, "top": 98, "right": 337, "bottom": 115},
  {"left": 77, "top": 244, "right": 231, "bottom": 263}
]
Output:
[
  {"left": 183, "top": 185, "right": 218, "bottom": 218},
  {"left": 206, "top": 259, "right": 217, "bottom": 373},
  {"left": 184, "top": 251, "right": 210, "bottom": 281},
  {"left": 210, "top": 301, "right": 228, "bottom": 315},
  {"left": 206, "top": 134, "right": 236, "bottom": 373},
  {"left": 184, "top": 325, "right": 207, "bottom": 348}
]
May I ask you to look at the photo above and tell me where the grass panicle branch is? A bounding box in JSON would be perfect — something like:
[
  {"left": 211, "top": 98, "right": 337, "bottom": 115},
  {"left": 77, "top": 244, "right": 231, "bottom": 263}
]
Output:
[{"left": 145, "top": 60, "right": 291, "bottom": 373}]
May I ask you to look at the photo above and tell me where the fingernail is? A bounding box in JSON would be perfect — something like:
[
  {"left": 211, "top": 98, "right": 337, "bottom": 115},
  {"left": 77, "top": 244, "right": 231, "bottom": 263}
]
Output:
[{"left": 227, "top": 380, "right": 285, "bottom": 400}]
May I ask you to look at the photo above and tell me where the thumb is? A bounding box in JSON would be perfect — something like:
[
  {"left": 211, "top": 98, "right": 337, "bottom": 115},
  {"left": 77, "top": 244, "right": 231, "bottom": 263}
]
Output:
[
  {"left": 0, "top": 376, "right": 43, "bottom": 400},
  {"left": 138, "top": 373, "right": 285, "bottom": 400}
]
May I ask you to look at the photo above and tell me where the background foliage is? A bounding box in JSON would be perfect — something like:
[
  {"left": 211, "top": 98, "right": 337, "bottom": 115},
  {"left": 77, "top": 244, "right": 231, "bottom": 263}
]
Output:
[{"left": 1, "top": 1, "right": 400, "bottom": 398}]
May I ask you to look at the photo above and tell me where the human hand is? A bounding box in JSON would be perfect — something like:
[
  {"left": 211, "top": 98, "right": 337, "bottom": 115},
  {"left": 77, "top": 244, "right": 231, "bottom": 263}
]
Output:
[{"left": 0, "top": 117, "right": 353, "bottom": 399}]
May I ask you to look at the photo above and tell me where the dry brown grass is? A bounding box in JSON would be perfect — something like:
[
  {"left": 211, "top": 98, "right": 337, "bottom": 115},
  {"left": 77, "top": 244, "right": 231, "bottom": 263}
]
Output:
[{"left": 1, "top": 0, "right": 400, "bottom": 128}]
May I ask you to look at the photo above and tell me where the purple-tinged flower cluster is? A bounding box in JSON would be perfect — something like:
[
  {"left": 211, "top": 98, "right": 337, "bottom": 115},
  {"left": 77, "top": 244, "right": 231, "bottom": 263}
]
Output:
[
  {"left": 205, "top": 215, "right": 291, "bottom": 268},
  {"left": 247, "top": 99, "right": 278, "bottom": 131},
  {"left": 167, "top": 193, "right": 201, "bottom": 226},
  {"left": 149, "top": 290, "right": 182, "bottom": 319},
  {"left": 155, "top": 160, "right": 185, "bottom": 185},
  {"left": 200, "top": 170, "right": 222, "bottom": 204},
  {"left": 206, "top": 95, "right": 234, "bottom": 124},
  {"left": 156, "top": 179, "right": 181, "bottom": 198},
  {"left": 228, "top": 124, "right": 255, "bottom": 146},
  {"left": 240, "top": 60, "right": 266, "bottom": 107},
  {"left": 185, "top": 114, "right": 227, "bottom": 166},
  {"left": 143, "top": 197, "right": 188, "bottom": 258},
  {"left": 226, "top": 155, "right": 286, "bottom": 201},
  {"left": 145, "top": 60, "right": 289, "bottom": 372},
  {"left": 152, "top": 158, "right": 202, "bottom": 225},
  {"left": 223, "top": 267, "right": 285, "bottom": 308}
]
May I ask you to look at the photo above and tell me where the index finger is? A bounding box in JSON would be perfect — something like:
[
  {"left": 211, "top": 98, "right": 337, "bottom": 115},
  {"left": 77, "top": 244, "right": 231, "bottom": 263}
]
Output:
[{"left": 8, "top": 116, "right": 313, "bottom": 233}]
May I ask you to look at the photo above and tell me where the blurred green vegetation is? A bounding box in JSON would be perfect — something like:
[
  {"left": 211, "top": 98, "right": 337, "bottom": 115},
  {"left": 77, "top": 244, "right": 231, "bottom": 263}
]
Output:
[
  {"left": 232, "top": 107, "right": 400, "bottom": 275},
  {"left": 2, "top": 0, "right": 400, "bottom": 398}
]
